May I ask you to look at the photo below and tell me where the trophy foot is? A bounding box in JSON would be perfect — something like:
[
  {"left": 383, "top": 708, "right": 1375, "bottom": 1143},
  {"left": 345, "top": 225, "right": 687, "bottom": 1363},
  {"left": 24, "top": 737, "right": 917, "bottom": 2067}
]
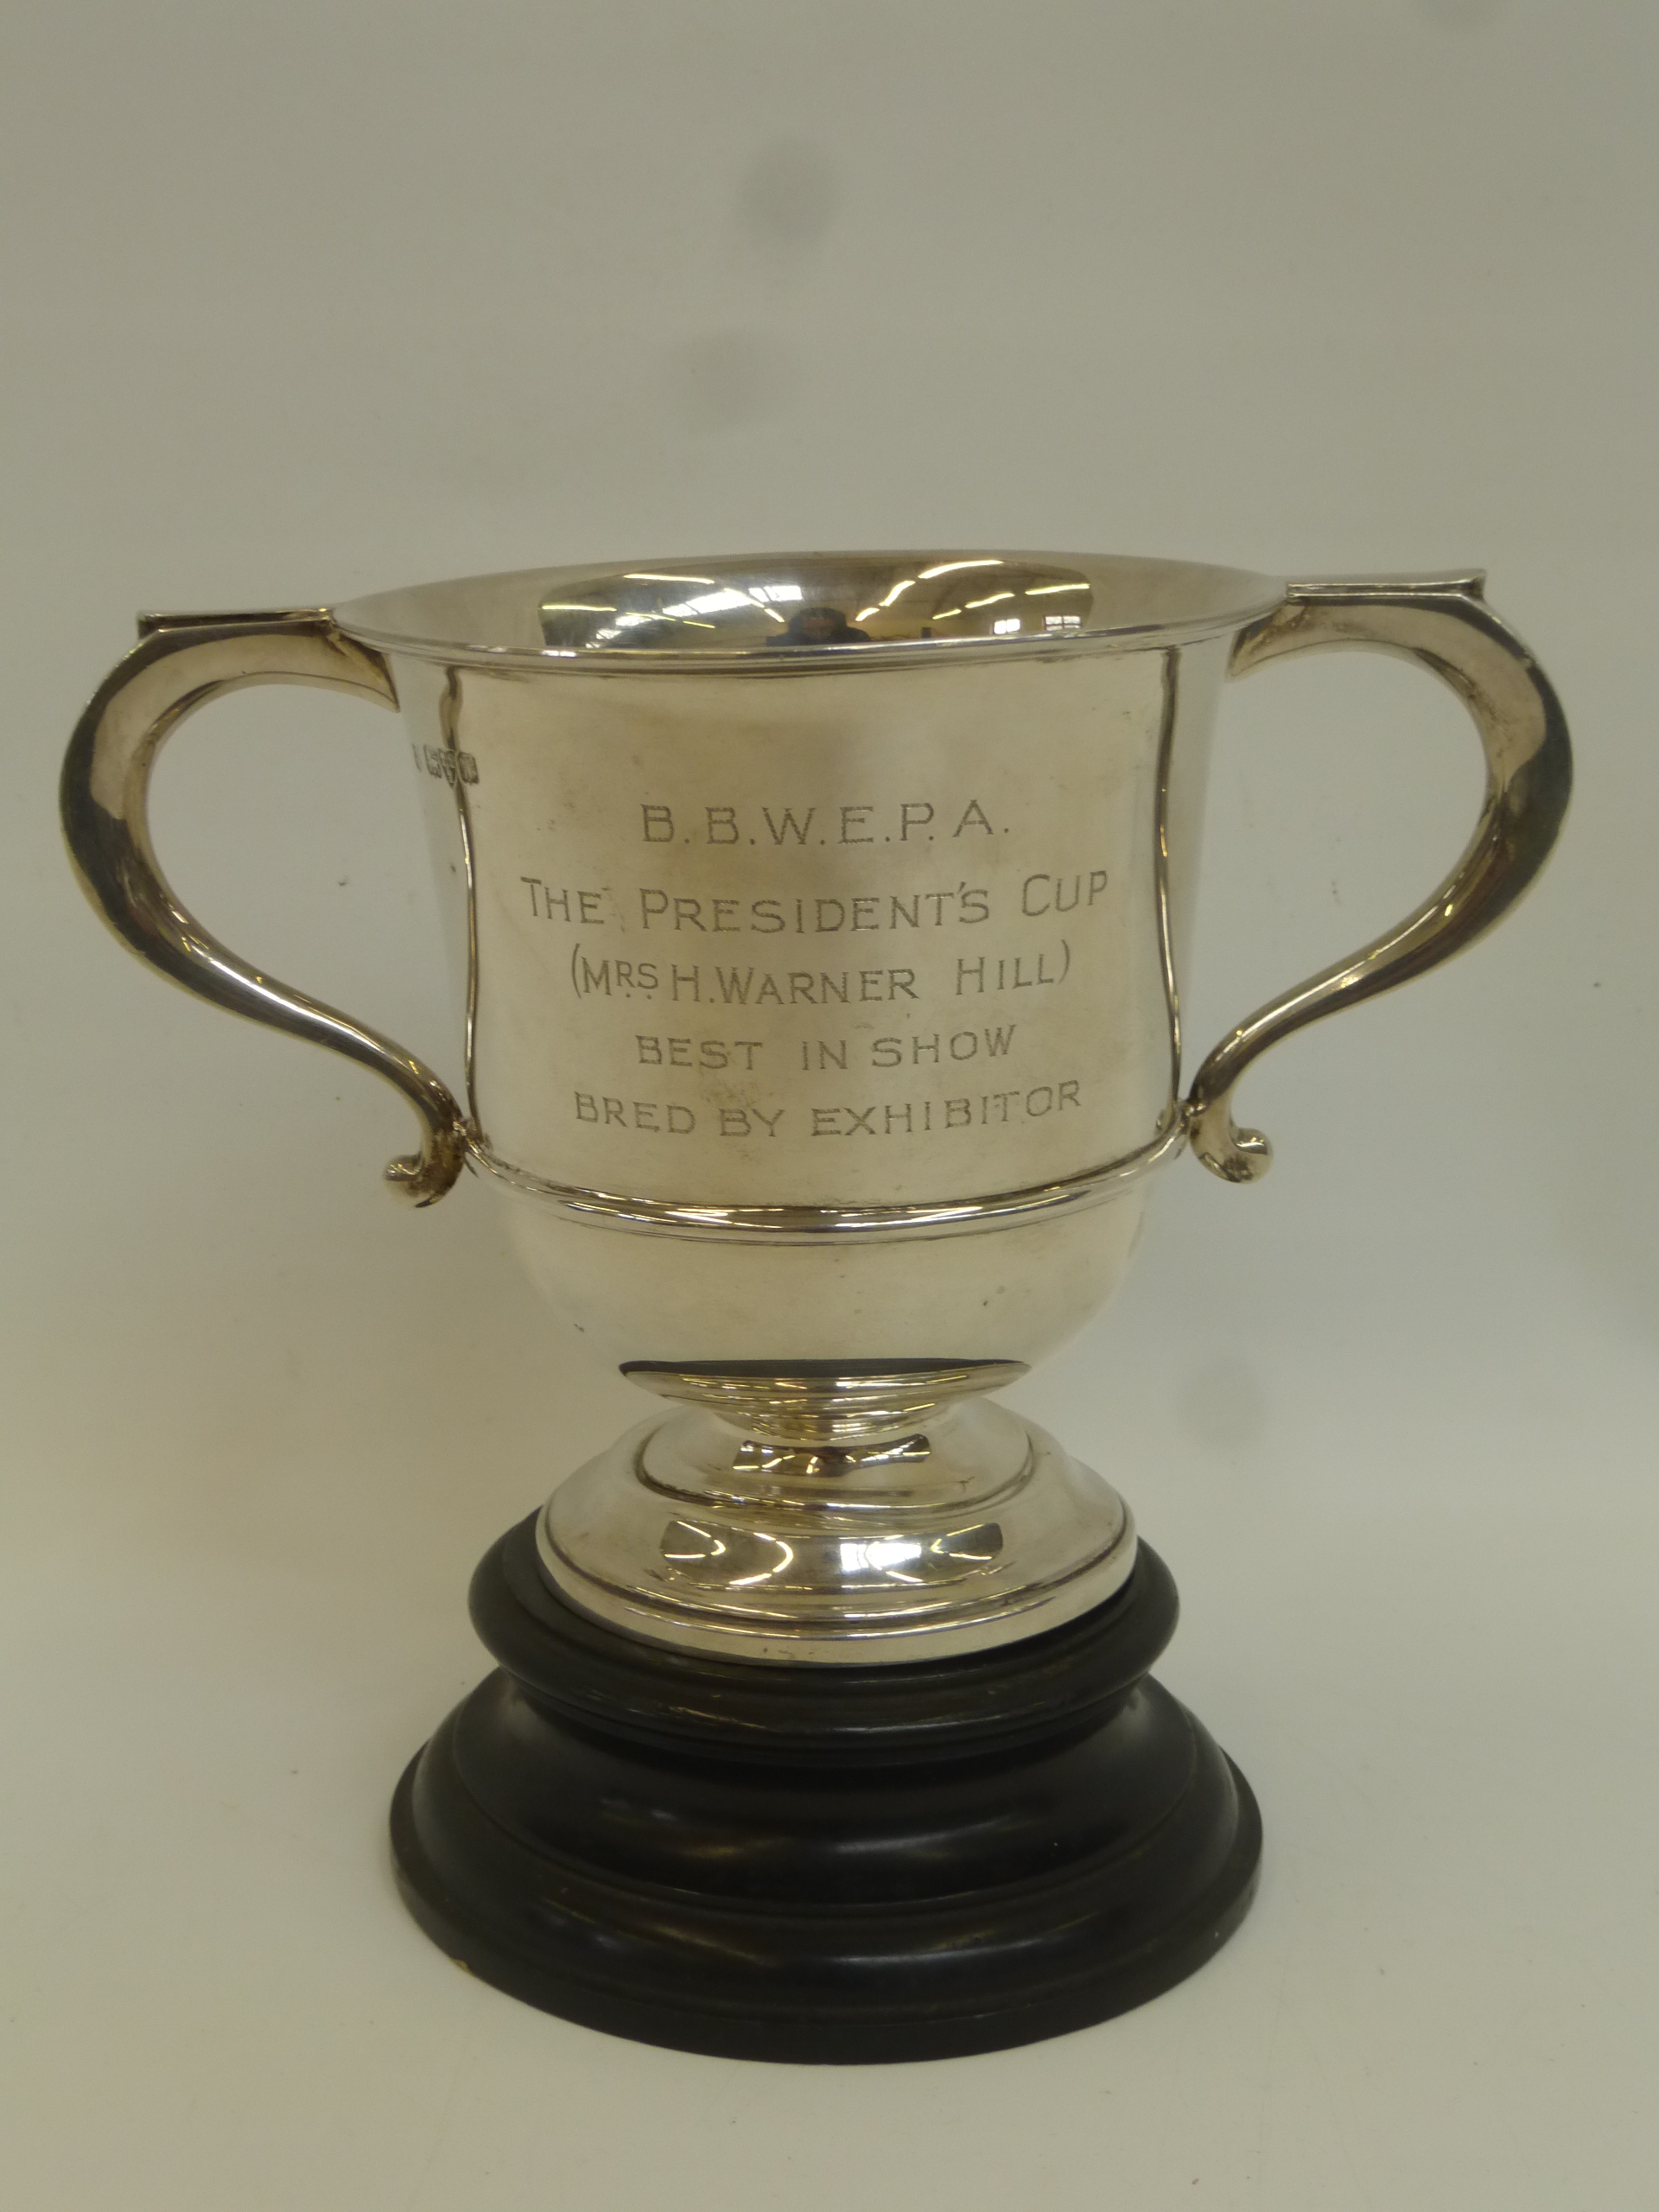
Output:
[
  {"left": 537, "top": 1364, "right": 1140, "bottom": 1664},
  {"left": 390, "top": 1515, "right": 1261, "bottom": 2063}
]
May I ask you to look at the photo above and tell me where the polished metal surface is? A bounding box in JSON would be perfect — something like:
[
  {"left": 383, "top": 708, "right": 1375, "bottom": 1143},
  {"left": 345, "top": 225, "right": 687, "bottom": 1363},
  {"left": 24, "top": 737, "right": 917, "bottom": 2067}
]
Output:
[
  {"left": 472, "top": 1113, "right": 1186, "bottom": 1242},
  {"left": 60, "top": 610, "right": 468, "bottom": 1205},
  {"left": 336, "top": 550, "right": 1287, "bottom": 670},
  {"left": 537, "top": 1400, "right": 1136, "bottom": 1665},
  {"left": 622, "top": 1358, "right": 1030, "bottom": 1448},
  {"left": 60, "top": 550, "right": 1572, "bottom": 1662},
  {"left": 1186, "top": 573, "right": 1573, "bottom": 1181}
]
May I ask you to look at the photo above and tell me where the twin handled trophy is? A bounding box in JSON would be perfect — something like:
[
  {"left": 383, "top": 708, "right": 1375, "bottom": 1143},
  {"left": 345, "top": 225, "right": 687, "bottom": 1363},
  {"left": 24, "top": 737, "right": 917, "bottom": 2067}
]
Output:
[{"left": 62, "top": 551, "right": 1569, "bottom": 2061}]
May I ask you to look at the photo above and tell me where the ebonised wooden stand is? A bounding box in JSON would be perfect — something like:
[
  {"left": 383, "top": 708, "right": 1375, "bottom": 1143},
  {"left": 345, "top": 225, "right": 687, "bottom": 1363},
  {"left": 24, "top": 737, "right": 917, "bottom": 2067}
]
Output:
[{"left": 391, "top": 1515, "right": 1260, "bottom": 2063}]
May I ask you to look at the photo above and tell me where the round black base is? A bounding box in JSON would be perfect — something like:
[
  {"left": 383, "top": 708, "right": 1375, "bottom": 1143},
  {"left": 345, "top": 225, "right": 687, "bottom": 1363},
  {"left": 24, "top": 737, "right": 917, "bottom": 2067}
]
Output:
[{"left": 391, "top": 1516, "right": 1260, "bottom": 2063}]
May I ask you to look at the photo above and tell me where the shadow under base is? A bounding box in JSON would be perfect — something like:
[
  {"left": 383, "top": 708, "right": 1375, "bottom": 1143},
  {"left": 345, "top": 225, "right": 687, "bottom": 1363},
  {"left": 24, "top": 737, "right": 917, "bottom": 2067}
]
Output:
[{"left": 391, "top": 1515, "right": 1260, "bottom": 2063}]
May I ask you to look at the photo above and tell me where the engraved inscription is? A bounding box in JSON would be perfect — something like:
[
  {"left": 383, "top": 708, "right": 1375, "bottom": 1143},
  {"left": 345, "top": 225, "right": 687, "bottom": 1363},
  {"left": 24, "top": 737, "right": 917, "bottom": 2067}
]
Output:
[
  {"left": 539, "top": 775, "right": 1112, "bottom": 1151},
  {"left": 459, "top": 638, "right": 1185, "bottom": 1210},
  {"left": 569, "top": 955, "right": 921, "bottom": 1007},
  {"left": 636, "top": 1035, "right": 766, "bottom": 1071},
  {"left": 567, "top": 1082, "right": 1083, "bottom": 1141},
  {"left": 642, "top": 799, "right": 1001, "bottom": 846},
  {"left": 481, "top": 696, "right": 1159, "bottom": 1202},
  {"left": 637, "top": 886, "right": 990, "bottom": 931}
]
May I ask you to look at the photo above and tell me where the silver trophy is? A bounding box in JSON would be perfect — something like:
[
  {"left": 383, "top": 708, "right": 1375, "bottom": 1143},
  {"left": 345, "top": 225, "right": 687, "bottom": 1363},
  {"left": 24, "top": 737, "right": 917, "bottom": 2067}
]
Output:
[{"left": 62, "top": 552, "right": 1569, "bottom": 2060}]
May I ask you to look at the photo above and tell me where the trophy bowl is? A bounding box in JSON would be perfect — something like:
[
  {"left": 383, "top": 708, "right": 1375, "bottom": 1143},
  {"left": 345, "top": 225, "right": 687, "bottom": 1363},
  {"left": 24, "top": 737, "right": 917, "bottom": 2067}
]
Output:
[{"left": 61, "top": 550, "right": 1569, "bottom": 2060}]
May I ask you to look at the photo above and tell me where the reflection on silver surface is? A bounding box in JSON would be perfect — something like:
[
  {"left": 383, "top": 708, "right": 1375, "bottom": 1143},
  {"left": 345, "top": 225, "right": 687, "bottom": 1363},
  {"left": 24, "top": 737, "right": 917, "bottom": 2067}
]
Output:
[
  {"left": 536, "top": 556, "right": 1102, "bottom": 655},
  {"left": 537, "top": 1402, "right": 1133, "bottom": 1664},
  {"left": 472, "top": 1116, "right": 1186, "bottom": 1244},
  {"left": 1189, "top": 573, "right": 1572, "bottom": 1180},
  {"left": 61, "top": 553, "right": 1570, "bottom": 1663},
  {"left": 623, "top": 1358, "right": 1028, "bottom": 1448},
  {"left": 60, "top": 610, "right": 468, "bottom": 1205},
  {"left": 658, "top": 1516, "right": 1004, "bottom": 1591},
  {"left": 332, "top": 549, "right": 1283, "bottom": 671}
]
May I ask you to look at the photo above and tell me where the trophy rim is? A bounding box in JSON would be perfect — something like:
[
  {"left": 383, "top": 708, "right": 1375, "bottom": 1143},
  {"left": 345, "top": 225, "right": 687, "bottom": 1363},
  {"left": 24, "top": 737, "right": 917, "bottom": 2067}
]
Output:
[{"left": 334, "top": 547, "right": 1286, "bottom": 672}]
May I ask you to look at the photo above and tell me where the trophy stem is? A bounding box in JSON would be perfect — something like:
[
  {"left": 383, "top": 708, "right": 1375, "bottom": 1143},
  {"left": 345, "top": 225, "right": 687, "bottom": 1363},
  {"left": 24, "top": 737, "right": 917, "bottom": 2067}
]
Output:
[
  {"left": 391, "top": 1514, "right": 1261, "bottom": 2063},
  {"left": 621, "top": 1357, "right": 1033, "bottom": 1447}
]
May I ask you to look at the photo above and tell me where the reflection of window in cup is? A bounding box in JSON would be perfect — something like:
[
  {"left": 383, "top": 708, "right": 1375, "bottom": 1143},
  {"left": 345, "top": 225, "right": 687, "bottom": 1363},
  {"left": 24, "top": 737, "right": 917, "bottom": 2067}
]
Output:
[{"left": 766, "top": 604, "right": 870, "bottom": 647}]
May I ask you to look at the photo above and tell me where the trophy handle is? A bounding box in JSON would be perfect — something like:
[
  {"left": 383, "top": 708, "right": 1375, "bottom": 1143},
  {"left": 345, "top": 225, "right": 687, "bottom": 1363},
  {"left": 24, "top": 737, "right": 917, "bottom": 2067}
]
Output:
[
  {"left": 1185, "top": 572, "right": 1571, "bottom": 1182},
  {"left": 60, "top": 608, "right": 468, "bottom": 1205}
]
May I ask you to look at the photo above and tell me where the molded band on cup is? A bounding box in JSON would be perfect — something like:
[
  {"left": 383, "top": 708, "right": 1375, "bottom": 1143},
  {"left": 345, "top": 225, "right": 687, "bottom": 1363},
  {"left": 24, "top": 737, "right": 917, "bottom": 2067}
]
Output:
[{"left": 467, "top": 1113, "right": 1187, "bottom": 1243}]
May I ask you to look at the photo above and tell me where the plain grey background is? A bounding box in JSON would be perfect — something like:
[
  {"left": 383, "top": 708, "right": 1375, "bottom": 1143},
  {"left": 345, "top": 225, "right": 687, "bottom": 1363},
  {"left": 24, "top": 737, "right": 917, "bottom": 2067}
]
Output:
[{"left": 3, "top": 4, "right": 1655, "bottom": 2208}]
